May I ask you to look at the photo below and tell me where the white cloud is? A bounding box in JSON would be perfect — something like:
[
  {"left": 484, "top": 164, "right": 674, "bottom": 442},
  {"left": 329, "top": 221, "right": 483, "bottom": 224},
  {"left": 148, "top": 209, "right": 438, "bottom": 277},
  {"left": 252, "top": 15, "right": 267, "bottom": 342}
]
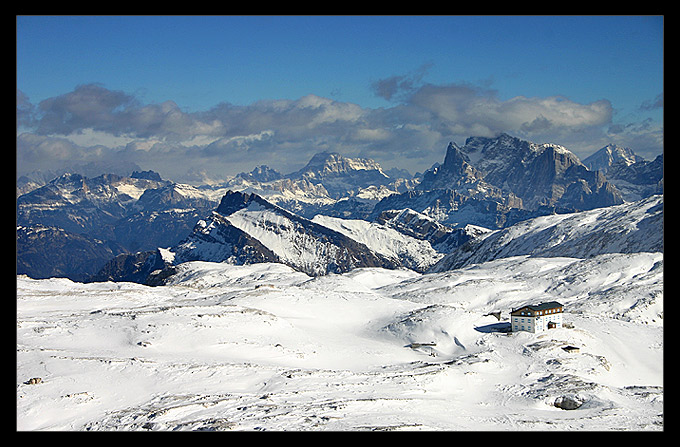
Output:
[{"left": 17, "top": 82, "right": 661, "bottom": 183}]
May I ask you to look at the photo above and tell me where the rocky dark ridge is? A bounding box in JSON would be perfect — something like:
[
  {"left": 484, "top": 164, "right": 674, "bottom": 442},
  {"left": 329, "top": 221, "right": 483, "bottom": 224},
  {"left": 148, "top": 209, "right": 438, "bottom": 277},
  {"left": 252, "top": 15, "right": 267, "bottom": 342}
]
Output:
[
  {"left": 17, "top": 225, "right": 128, "bottom": 281},
  {"left": 88, "top": 248, "right": 170, "bottom": 284}
]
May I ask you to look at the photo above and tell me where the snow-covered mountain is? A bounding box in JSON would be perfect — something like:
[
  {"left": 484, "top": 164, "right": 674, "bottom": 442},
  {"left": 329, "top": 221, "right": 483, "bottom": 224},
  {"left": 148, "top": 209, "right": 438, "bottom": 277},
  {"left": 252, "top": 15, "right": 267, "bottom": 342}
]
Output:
[
  {"left": 129, "top": 191, "right": 403, "bottom": 278},
  {"left": 368, "top": 134, "right": 626, "bottom": 230},
  {"left": 287, "top": 151, "right": 393, "bottom": 198},
  {"left": 579, "top": 144, "right": 662, "bottom": 202},
  {"left": 16, "top": 135, "right": 662, "bottom": 282},
  {"left": 16, "top": 172, "right": 165, "bottom": 239},
  {"left": 16, "top": 172, "right": 221, "bottom": 280},
  {"left": 16, "top": 152, "right": 414, "bottom": 280},
  {"left": 90, "top": 188, "right": 662, "bottom": 288},
  {"left": 418, "top": 141, "right": 514, "bottom": 201},
  {"left": 235, "top": 165, "right": 284, "bottom": 183},
  {"left": 374, "top": 208, "right": 492, "bottom": 253},
  {"left": 16, "top": 144, "right": 664, "bottom": 431},
  {"left": 310, "top": 214, "right": 444, "bottom": 272},
  {"left": 582, "top": 144, "right": 645, "bottom": 173},
  {"left": 92, "top": 189, "right": 496, "bottom": 282},
  {"left": 212, "top": 152, "right": 419, "bottom": 221},
  {"left": 450, "top": 134, "right": 623, "bottom": 210},
  {"left": 599, "top": 154, "right": 663, "bottom": 202},
  {"left": 430, "top": 194, "right": 663, "bottom": 272},
  {"left": 370, "top": 188, "right": 531, "bottom": 229}
]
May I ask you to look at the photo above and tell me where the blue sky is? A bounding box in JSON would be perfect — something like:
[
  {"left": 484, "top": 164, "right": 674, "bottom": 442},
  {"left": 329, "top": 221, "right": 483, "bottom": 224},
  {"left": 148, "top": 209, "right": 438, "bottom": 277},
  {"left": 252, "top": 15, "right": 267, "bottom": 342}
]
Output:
[{"left": 17, "top": 15, "right": 663, "bottom": 183}]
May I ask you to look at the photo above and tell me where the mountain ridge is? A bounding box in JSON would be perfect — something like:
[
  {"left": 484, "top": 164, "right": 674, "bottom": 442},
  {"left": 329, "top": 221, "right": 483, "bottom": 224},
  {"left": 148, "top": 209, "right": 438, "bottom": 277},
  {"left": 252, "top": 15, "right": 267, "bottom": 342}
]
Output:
[
  {"left": 17, "top": 134, "right": 663, "bottom": 281},
  {"left": 165, "top": 190, "right": 402, "bottom": 277},
  {"left": 429, "top": 194, "right": 663, "bottom": 272}
]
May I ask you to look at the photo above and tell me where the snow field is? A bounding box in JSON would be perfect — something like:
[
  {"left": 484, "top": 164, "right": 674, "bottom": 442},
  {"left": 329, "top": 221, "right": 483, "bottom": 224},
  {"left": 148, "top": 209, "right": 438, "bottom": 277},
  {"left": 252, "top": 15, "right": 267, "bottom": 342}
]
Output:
[{"left": 17, "top": 252, "right": 663, "bottom": 430}]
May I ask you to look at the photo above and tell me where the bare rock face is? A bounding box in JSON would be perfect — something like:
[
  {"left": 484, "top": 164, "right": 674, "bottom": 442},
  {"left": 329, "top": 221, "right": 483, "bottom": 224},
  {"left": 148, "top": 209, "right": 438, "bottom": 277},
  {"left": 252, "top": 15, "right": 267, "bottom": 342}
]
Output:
[{"left": 459, "top": 133, "right": 624, "bottom": 210}]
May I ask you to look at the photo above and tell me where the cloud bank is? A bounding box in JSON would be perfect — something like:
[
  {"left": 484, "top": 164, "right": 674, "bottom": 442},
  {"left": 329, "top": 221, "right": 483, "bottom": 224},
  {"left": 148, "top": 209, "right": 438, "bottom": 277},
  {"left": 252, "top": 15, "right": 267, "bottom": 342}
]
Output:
[{"left": 17, "top": 82, "right": 662, "bottom": 184}]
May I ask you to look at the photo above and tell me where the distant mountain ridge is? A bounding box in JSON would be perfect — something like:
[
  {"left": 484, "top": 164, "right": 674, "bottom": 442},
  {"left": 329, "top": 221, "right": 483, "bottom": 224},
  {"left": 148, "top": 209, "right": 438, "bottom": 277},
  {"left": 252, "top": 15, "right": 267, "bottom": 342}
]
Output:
[{"left": 17, "top": 134, "right": 663, "bottom": 281}]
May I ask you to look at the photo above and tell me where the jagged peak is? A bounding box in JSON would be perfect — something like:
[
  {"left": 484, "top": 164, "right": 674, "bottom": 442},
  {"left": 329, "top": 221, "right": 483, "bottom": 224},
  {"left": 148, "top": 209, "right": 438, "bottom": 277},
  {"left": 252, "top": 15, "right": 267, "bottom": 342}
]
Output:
[
  {"left": 292, "top": 151, "right": 387, "bottom": 178},
  {"left": 443, "top": 141, "right": 471, "bottom": 167},
  {"left": 583, "top": 144, "right": 644, "bottom": 172},
  {"left": 215, "top": 190, "right": 262, "bottom": 216},
  {"left": 236, "top": 165, "right": 283, "bottom": 183}
]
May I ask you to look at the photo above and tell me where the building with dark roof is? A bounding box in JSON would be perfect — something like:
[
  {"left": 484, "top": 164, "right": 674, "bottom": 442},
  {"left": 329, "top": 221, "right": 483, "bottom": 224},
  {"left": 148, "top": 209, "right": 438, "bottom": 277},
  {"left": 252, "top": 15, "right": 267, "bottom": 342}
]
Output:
[{"left": 510, "top": 301, "right": 563, "bottom": 333}]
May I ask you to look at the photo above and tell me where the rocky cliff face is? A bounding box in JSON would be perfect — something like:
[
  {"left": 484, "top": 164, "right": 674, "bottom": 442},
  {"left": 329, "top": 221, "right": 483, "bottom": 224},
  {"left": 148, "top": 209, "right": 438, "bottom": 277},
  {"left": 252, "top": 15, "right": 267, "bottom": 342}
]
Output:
[
  {"left": 372, "top": 134, "right": 625, "bottom": 229},
  {"left": 460, "top": 134, "right": 623, "bottom": 210}
]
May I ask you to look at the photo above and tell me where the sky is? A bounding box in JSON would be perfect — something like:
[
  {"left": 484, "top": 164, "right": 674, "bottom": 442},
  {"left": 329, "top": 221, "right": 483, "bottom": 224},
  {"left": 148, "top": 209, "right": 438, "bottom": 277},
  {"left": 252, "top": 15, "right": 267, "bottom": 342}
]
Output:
[{"left": 17, "top": 15, "right": 664, "bottom": 184}]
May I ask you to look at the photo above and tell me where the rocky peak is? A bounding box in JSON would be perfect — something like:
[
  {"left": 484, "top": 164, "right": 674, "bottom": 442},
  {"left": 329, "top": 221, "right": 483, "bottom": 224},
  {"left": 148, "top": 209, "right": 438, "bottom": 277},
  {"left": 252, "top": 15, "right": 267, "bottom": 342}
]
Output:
[
  {"left": 291, "top": 152, "right": 387, "bottom": 178},
  {"left": 285, "top": 152, "right": 392, "bottom": 199},
  {"left": 237, "top": 165, "right": 283, "bottom": 183},
  {"left": 419, "top": 142, "right": 486, "bottom": 191},
  {"left": 582, "top": 144, "right": 645, "bottom": 173},
  {"left": 442, "top": 142, "right": 472, "bottom": 173},
  {"left": 216, "top": 190, "right": 261, "bottom": 216},
  {"left": 131, "top": 170, "right": 163, "bottom": 181}
]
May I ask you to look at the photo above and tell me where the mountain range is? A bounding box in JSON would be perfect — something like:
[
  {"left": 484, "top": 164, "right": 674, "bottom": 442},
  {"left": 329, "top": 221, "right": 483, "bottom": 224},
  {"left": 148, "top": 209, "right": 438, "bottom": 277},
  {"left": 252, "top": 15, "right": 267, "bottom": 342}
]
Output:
[
  {"left": 16, "top": 134, "right": 664, "bottom": 432},
  {"left": 17, "top": 134, "right": 663, "bottom": 282}
]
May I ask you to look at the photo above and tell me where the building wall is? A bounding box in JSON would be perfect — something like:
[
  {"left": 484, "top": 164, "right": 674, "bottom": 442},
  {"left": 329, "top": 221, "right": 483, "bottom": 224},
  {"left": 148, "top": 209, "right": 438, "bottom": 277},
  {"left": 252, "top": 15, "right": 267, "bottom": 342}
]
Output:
[
  {"left": 512, "top": 316, "right": 536, "bottom": 332},
  {"left": 511, "top": 312, "right": 562, "bottom": 333}
]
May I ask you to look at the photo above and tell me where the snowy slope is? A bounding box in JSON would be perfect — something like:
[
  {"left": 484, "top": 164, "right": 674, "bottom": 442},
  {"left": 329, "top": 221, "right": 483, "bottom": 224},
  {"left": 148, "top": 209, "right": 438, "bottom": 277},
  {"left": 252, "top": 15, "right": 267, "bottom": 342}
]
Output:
[
  {"left": 430, "top": 195, "right": 663, "bottom": 272},
  {"left": 311, "top": 215, "right": 444, "bottom": 272},
  {"left": 170, "top": 192, "right": 399, "bottom": 277},
  {"left": 18, "top": 247, "right": 663, "bottom": 430}
]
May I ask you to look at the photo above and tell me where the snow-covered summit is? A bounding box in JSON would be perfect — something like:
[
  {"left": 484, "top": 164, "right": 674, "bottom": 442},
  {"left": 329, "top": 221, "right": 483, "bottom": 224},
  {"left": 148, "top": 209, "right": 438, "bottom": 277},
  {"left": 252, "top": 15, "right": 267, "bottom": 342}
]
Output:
[
  {"left": 287, "top": 152, "right": 393, "bottom": 199},
  {"left": 583, "top": 144, "right": 645, "bottom": 173},
  {"left": 291, "top": 151, "right": 389, "bottom": 178}
]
